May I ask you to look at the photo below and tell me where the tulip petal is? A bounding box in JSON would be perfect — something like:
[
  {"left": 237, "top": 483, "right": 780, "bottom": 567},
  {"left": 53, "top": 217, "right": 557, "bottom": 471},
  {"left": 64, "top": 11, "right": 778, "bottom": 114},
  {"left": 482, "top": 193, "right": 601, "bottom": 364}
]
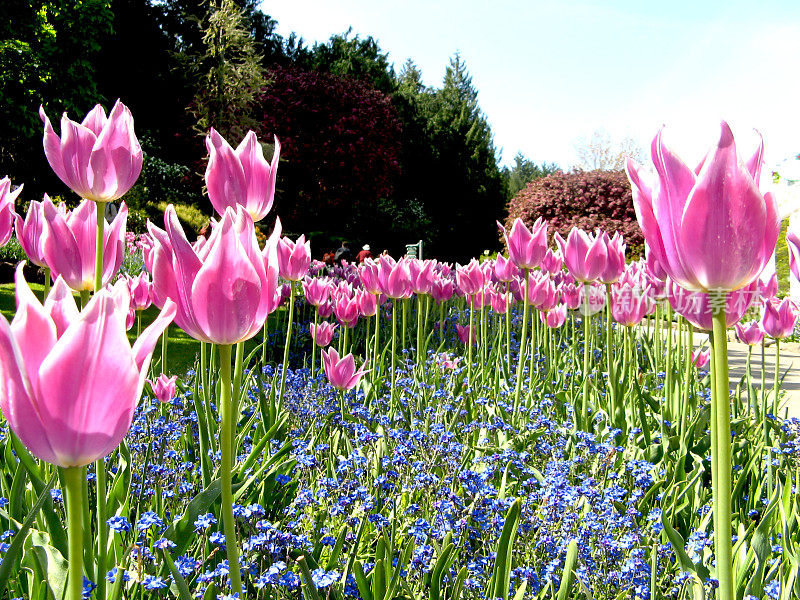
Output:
[
  {"left": 37, "top": 294, "right": 139, "bottom": 466},
  {"left": 43, "top": 277, "right": 79, "bottom": 338},
  {"left": 680, "top": 123, "right": 767, "bottom": 291},
  {"left": 205, "top": 128, "right": 247, "bottom": 217},
  {"left": 40, "top": 107, "right": 69, "bottom": 186},
  {"left": 59, "top": 116, "right": 97, "bottom": 198}
]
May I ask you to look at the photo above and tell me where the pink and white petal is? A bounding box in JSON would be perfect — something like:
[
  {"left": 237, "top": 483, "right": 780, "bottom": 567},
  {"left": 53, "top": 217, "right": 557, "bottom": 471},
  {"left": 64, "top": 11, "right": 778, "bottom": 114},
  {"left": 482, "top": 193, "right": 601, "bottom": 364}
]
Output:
[
  {"left": 205, "top": 129, "right": 247, "bottom": 216},
  {"left": 59, "top": 117, "right": 97, "bottom": 198},
  {"left": 39, "top": 107, "right": 69, "bottom": 185},
  {"left": 43, "top": 277, "right": 79, "bottom": 338}
]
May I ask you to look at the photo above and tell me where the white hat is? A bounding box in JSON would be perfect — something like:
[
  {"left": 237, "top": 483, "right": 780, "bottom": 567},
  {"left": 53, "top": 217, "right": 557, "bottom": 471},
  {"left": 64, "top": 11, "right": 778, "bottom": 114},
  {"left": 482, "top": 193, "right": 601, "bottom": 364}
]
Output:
[{"left": 363, "top": 244, "right": 370, "bottom": 251}]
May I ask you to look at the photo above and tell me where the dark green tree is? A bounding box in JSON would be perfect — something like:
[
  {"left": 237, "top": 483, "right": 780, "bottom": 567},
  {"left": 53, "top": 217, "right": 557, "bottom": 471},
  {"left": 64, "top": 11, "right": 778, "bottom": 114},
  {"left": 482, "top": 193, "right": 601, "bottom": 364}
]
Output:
[
  {"left": 310, "top": 29, "right": 396, "bottom": 93},
  {"left": 502, "top": 152, "right": 560, "bottom": 199}
]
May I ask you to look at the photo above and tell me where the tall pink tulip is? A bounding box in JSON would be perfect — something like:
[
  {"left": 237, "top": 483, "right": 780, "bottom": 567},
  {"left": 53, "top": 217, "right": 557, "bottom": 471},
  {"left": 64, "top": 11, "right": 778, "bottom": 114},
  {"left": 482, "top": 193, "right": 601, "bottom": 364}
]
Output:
[
  {"left": 541, "top": 303, "right": 567, "bottom": 328},
  {"left": 42, "top": 198, "right": 127, "bottom": 291},
  {"left": 455, "top": 259, "right": 485, "bottom": 296},
  {"left": 500, "top": 217, "right": 548, "bottom": 269},
  {"left": 322, "top": 347, "right": 368, "bottom": 391},
  {"left": 277, "top": 234, "right": 311, "bottom": 281},
  {"left": 0, "top": 177, "right": 20, "bottom": 247},
  {"left": 15, "top": 196, "right": 49, "bottom": 267},
  {"left": 333, "top": 289, "right": 359, "bottom": 328},
  {"left": 610, "top": 283, "right": 651, "bottom": 326},
  {"left": 599, "top": 232, "right": 626, "bottom": 284},
  {"left": 303, "top": 277, "right": 332, "bottom": 307},
  {"left": 310, "top": 321, "right": 337, "bottom": 347},
  {"left": 493, "top": 254, "right": 520, "bottom": 282},
  {"left": 735, "top": 321, "right": 765, "bottom": 346},
  {"left": 555, "top": 228, "right": 608, "bottom": 283},
  {"left": 761, "top": 298, "right": 799, "bottom": 339},
  {"left": 626, "top": 122, "right": 778, "bottom": 293},
  {"left": 0, "top": 265, "right": 175, "bottom": 466},
  {"left": 377, "top": 256, "right": 412, "bottom": 299},
  {"left": 148, "top": 205, "right": 279, "bottom": 344},
  {"left": 355, "top": 289, "right": 378, "bottom": 317},
  {"left": 205, "top": 128, "right": 280, "bottom": 221},
  {"left": 40, "top": 101, "right": 142, "bottom": 203},
  {"left": 430, "top": 277, "right": 455, "bottom": 304}
]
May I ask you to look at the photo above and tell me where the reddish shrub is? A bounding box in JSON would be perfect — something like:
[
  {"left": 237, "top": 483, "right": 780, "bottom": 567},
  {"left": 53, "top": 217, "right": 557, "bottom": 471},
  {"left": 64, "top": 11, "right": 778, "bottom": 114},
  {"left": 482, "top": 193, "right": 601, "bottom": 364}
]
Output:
[{"left": 504, "top": 170, "right": 643, "bottom": 258}]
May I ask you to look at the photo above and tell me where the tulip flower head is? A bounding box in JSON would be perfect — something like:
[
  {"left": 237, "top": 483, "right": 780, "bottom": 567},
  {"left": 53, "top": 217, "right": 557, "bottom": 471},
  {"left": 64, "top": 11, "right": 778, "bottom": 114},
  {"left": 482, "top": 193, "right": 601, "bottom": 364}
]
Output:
[
  {"left": 322, "top": 347, "right": 368, "bottom": 391},
  {"left": 205, "top": 129, "right": 280, "bottom": 221},
  {"left": 455, "top": 323, "right": 477, "bottom": 346},
  {"left": 555, "top": 228, "right": 609, "bottom": 283},
  {"left": 42, "top": 198, "right": 127, "bottom": 291},
  {"left": 148, "top": 374, "right": 177, "bottom": 404},
  {"left": 761, "top": 297, "right": 799, "bottom": 340},
  {"left": 15, "top": 196, "right": 49, "bottom": 268},
  {"left": 626, "top": 122, "right": 779, "bottom": 293},
  {"left": 0, "top": 265, "right": 175, "bottom": 467},
  {"left": 611, "top": 283, "right": 652, "bottom": 327},
  {"left": 0, "top": 177, "right": 20, "bottom": 247},
  {"left": 40, "top": 100, "right": 143, "bottom": 203},
  {"left": 128, "top": 272, "right": 153, "bottom": 311},
  {"left": 541, "top": 248, "right": 563, "bottom": 275},
  {"left": 735, "top": 321, "right": 765, "bottom": 346},
  {"left": 541, "top": 304, "right": 568, "bottom": 328},
  {"left": 310, "top": 321, "right": 337, "bottom": 347},
  {"left": 599, "top": 232, "right": 626, "bottom": 284},
  {"left": 500, "top": 217, "right": 548, "bottom": 270},
  {"left": 277, "top": 234, "right": 311, "bottom": 281},
  {"left": 667, "top": 279, "right": 758, "bottom": 331},
  {"left": 303, "top": 277, "right": 333, "bottom": 307},
  {"left": 692, "top": 348, "right": 711, "bottom": 370},
  {"left": 148, "top": 205, "right": 280, "bottom": 345},
  {"left": 493, "top": 254, "right": 520, "bottom": 282}
]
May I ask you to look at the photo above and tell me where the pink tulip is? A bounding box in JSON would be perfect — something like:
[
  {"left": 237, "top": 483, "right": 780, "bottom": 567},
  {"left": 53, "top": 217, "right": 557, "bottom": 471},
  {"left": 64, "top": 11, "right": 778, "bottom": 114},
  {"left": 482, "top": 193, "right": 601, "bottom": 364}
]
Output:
[
  {"left": 735, "top": 321, "right": 765, "bottom": 346},
  {"left": 41, "top": 198, "right": 127, "bottom": 291},
  {"left": 610, "top": 283, "right": 651, "bottom": 326},
  {"left": 541, "top": 248, "right": 563, "bottom": 275},
  {"left": 359, "top": 259, "right": 381, "bottom": 294},
  {"left": 500, "top": 217, "right": 548, "bottom": 269},
  {"left": 204, "top": 128, "right": 280, "bottom": 221},
  {"left": 39, "top": 101, "right": 142, "bottom": 203},
  {"left": 148, "top": 373, "right": 177, "bottom": 404},
  {"left": 435, "top": 353, "right": 460, "bottom": 370},
  {"left": 692, "top": 348, "right": 711, "bottom": 370},
  {"left": 333, "top": 289, "right": 359, "bottom": 328},
  {"left": 322, "top": 347, "right": 368, "bottom": 391},
  {"left": 377, "top": 256, "right": 412, "bottom": 299},
  {"left": 0, "top": 177, "right": 20, "bottom": 247},
  {"left": 761, "top": 298, "right": 799, "bottom": 339},
  {"left": 560, "top": 282, "right": 583, "bottom": 310},
  {"left": 15, "top": 196, "right": 50, "bottom": 268},
  {"left": 667, "top": 279, "right": 758, "bottom": 331},
  {"left": 0, "top": 265, "right": 175, "bottom": 467},
  {"left": 578, "top": 283, "right": 606, "bottom": 315},
  {"left": 758, "top": 273, "right": 778, "bottom": 303},
  {"left": 303, "top": 277, "right": 332, "bottom": 307},
  {"left": 310, "top": 321, "right": 337, "bottom": 347},
  {"left": 408, "top": 259, "right": 434, "bottom": 295},
  {"left": 644, "top": 245, "right": 668, "bottom": 281},
  {"left": 541, "top": 304, "right": 568, "bottom": 328},
  {"left": 455, "top": 323, "right": 477, "bottom": 345},
  {"left": 493, "top": 254, "right": 520, "bottom": 282},
  {"left": 128, "top": 272, "right": 153, "bottom": 311},
  {"left": 430, "top": 277, "right": 455, "bottom": 304},
  {"left": 626, "top": 122, "right": 779, "bottom": 293},
  {"left": 456, "top": 259, "right": 485, "bottom": 296},
  {"left": 599, "top": 232, "right": 626, "bottom": 284},
  {"left": 355, "top": 289, "right": 378, "bottom": 317},
  {"left": 787, "top": 225, "right": 800, "bottom": 284},
  {"left": 277, "top": 234, "right": 311, "bottom": 281},
  {"left": 148, "top": 205, "right": 279, "bottom": 345},
  {"left": 555, "top": 228, "right": 608, "bottom": 283}
]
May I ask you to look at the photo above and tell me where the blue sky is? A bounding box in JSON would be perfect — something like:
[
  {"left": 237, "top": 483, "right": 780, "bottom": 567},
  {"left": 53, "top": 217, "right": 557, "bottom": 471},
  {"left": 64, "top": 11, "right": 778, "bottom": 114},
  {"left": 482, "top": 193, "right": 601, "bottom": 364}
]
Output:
[{"left": 263, "top": 0, "right": 800, "bottom": 170}]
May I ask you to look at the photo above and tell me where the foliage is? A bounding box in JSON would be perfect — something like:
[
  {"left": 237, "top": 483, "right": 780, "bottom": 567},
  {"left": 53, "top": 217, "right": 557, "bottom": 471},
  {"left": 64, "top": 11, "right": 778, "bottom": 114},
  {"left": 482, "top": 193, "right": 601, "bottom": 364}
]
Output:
[
  {"left": 255, "top": 65, "right": 402, "bottom": 247},
  {"left": 156, "top": 201, "right": 210, "bottom": 237},
  {"left": 310, "top": 29, "right": 397, "bottom": 94},
  {"left": 0, "top": 237, "right": 27, "bottom": 264},
  {"left": 505, "top": 169, "right": 644, "bottom": 257},
  {"left": 502, "top": 152, "right": 560, "bottom": 199},
  {"left": 192, "top": 0, "right": 265, "bottom": 141}
]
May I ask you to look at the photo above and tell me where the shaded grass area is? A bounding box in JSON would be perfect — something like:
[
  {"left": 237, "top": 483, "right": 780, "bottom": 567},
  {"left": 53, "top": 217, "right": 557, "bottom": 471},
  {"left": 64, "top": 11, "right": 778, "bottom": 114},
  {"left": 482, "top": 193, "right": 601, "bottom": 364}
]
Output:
[{"left": 0, "top": 282, "right": 286, "bottom": 375}]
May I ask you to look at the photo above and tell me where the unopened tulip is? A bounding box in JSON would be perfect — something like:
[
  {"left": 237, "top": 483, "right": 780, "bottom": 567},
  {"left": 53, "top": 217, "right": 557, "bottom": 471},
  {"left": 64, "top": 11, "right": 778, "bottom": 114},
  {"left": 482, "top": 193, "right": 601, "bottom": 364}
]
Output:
[
  {"left": 541, "top": 304, "right": 568, "bottom": 328},
  {"left": 205, "top": 129, "right": 280, "bottom": 221},
  {"left": 762, "top": 298, "right": 799, "bottom": 339},
  {"left": 40, "top": 101, "right": 142, "bottom": 203},
  {"left": 560, "top": 282, "right": 582, "bottom": 310},
  {"left": 377, "top": 256, "right": 412, "bottom": 299},
  {"left": 0, "top": 265, "right": 175, "bottom": 467},
  {"left": 555, "top": 228, "right": 608, "bottom": 283},
  {"left": 541, "top": 248, "right": 563, "bottom": 275},
  {"left": 359, "top": 259, "right": 381, "bottom": 294},
  {"left": 500, "top": 217, "right": 548, "bottom": 269},
  {"left": 692, "top": 348, "right": 711, "bottom": 370},
  {"left": 15, "top": 196, "right": 49, "bottom": 267},
  {"left": 277, "top": 234, "right": 311, "bottom": 281},
  {"left": 0, "top": 177, "right": 20, "bottom": 247},
  {"left": 148, "top": 205, "right": 279, "bottom": 345},
  {"left": 42, "top": 198, "right": 127, "bottom": 291},
  {"left": 455, "top": 323, "right": 477, "bottom": 345},
  {"left": 494, "top": 254, "right": 520, "bottom": 282},
  {"left": 318, "top": 298, "right": 335, "bottom": 318},
  {"left": 599, "top": 232, "right": 626, "bottom": 284},
  {"left": 611, "top": 283, "right": 652, "bottom": 327},
  {"left": 148, "top": 374, "right": 177, "bottom": 404},
  {"left": 128, "top": 272, "right": 153, "bottom": 311},
  {"left": 456, "top": 259, "right": 485, "bottom": 296},
  {"left": 322, "top": 347, "right": 368, "bottom": 391},
  {"left": 430, "top": 277, "right": 455, "bottom": 304},
  {"left": 333, "top": 289, "right": 359, "bottom": 328},
  {"left": 310, "top": 321, "right": 337, "bottom": 347},
  {"left": 408, "top": 259, "right": 434, "bottom": 295},
  {"left": 735, "top": 321, "right": 765, "bottom": 346},
  {"left": 303, "top": 277, "right": 332, "bottom": 307},
  {"left": 626, "top": 122, "right": 779, "bottom": 293},
  {"left": 355, "top": 289, "right": 378, "bottom": 317}
]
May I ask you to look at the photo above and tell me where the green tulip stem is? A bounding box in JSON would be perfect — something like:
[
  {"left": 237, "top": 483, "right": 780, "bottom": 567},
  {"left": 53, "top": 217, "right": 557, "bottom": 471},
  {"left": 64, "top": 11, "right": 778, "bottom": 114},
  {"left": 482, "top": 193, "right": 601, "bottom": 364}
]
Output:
[
  {"left": 311, "top": 312, "right": 319, "bottom": 377},
  {"left": 513, "top": 269, "right": 531, "bottom": 413},
  {"left": 278, "top": 282, "right": 295, "bottom": 406},
  {"left": 505, "top": 287, "right": 512, "bottom": 369},
  {"left": 161, "top": 325, "right": 169, "bottom": 373},
  {"left": 218, "top": 343, "right": 243, "bottom": 596},
  {"left": 43, "top": 266, "right": 51, "bottom": 301},
  {"left": 710, "top": 293, "right": 733, "bottom": 600},
  {"left": 581, "top": 283, "right": 591, "bottom": 430},
  {"left": 93, "top": 201, "right": 108, "bottom": 600},
  {"left": 373, "top": 309, "right": 380, "bottom": 375},
  {"left": 416, "top": 294, "right": 423, "bottom": 364},
  {"left": 65, "top": 465, "right": 84, "bottom": 600},
  {"left": 402, "top": 298, "right": 408, "bottom": 350},
  {"left": 391, "top": 300, "right": 397, "bottom": 410},
  {"left": 605, "top": 283, "right": 616, "bottom": 420},
  {"left": 261, "top": 319, "right": 269, "bottom": 366},
  {"left": 467, "top": 298, "right": 474, "bottom": 385},
  {"left": 768, "top": 338, "right": 780, "bottom": 495}
]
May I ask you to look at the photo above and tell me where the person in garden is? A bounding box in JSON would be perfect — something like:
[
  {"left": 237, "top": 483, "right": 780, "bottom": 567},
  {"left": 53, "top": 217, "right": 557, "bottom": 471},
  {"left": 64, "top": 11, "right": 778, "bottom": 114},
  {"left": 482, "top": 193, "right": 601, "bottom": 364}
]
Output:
[
  {"left": 356, "top": 243, "right": 372, "bottom": 263},
  {"left": 334, "top": 240, "right": 352, "bottom": 265}
]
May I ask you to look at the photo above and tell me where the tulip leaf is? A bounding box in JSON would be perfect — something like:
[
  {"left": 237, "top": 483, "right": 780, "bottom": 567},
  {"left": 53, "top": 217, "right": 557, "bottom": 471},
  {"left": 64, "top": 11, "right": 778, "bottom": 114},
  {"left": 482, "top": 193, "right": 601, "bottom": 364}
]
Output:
[
  {"left": 163, "top": 478, "right": 222, "bottom": 556},
  {"left": 160, "top": 548, "right": 193, "bottom": 600},
  {"left": 28, "top": 530, "right": 68, "bottom": 600},
  {"left": 490, "top": 498, "right": 522, "bottom": 600},
  {"left": 0, "top": 471, "right": 58, "bottom": 591}
]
